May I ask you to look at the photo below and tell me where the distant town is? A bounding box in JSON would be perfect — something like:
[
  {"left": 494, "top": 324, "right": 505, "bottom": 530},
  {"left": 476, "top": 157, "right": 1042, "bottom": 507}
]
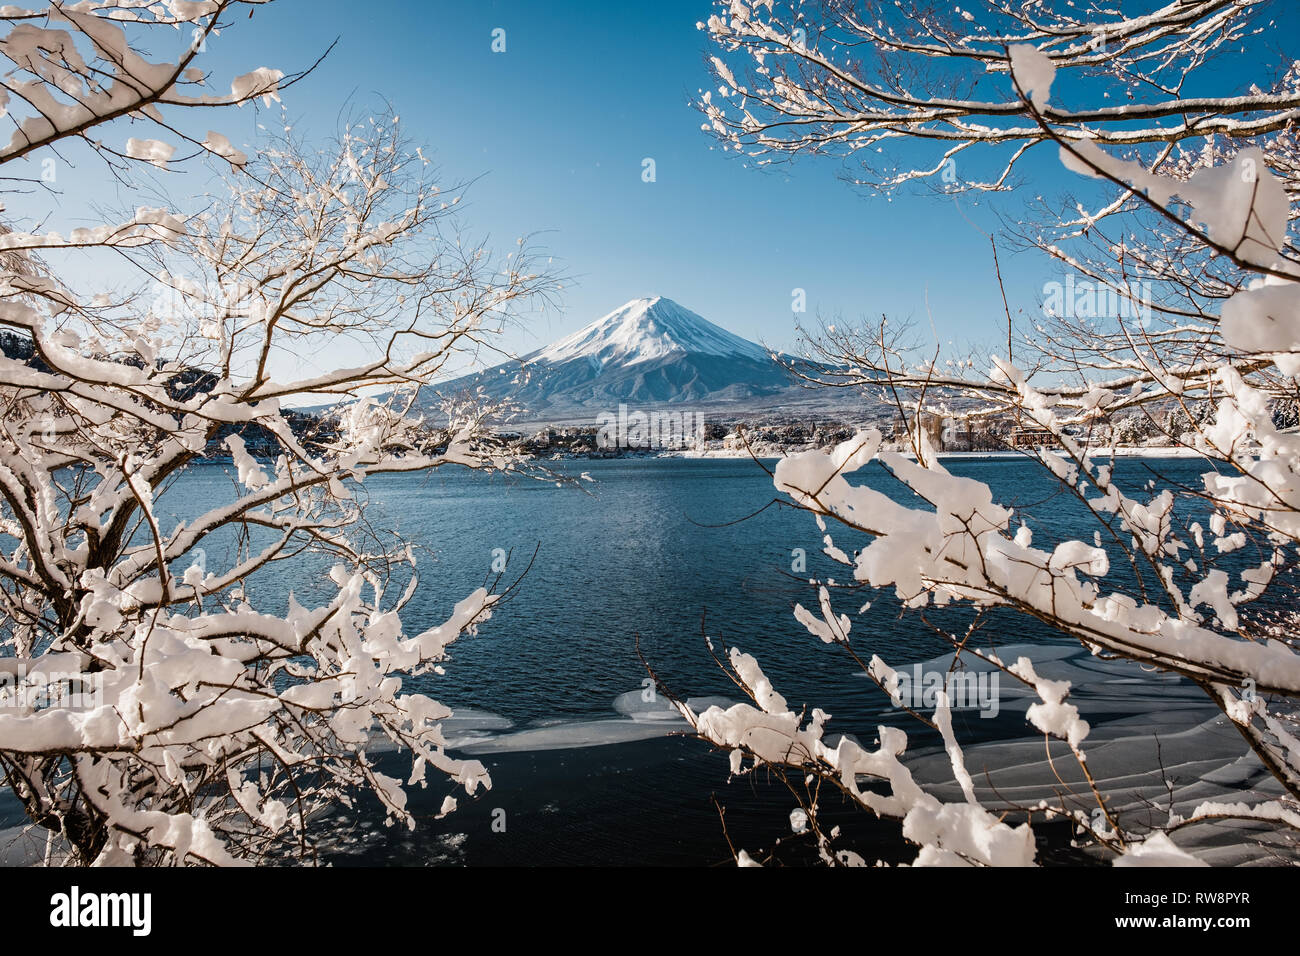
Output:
[{"left": 499, "top": 400, "right": 1256, "bottom": 459}]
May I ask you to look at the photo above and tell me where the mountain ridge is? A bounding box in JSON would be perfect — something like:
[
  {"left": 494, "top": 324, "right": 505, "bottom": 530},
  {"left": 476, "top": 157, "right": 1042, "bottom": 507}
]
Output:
[
  {"left": 530, "top": 296, "right": 773, "bottom": 368},
  {"left": 430, "top": 296, "right": 820, "bottom": 420}
]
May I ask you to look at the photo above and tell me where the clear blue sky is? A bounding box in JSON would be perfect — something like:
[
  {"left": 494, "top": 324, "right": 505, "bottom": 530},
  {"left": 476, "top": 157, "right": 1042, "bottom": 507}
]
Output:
[
  {"left": 295, "top": 0, "right": 1034, "bottom": 356},
  {"left": 12, "top": 0, "right": 1286, "bottom": 374},
  {"left": 187, "top": 0, "right": 1040, "bottom": 359}
]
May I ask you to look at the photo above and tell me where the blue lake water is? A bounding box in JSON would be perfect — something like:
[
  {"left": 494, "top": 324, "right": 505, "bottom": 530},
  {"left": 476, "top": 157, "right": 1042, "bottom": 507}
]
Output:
[
  {"left": 4, "top": 453, "right": 1236, "bottom": 865},
  {"left": 227, "top": 452, "right": 1224, "bottom": 865},
  {"left": 309, "top": 454, "right": 1220, "bottom": 729}
]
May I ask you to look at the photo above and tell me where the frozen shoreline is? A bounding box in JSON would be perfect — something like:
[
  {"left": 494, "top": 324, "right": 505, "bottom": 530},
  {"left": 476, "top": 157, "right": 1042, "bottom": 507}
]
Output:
[{"left": 3, "top": 641, "right": 1291, "bottom": 866}]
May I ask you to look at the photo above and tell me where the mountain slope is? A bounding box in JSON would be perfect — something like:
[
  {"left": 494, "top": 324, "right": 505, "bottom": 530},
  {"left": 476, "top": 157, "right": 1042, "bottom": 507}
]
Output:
[
  {"left": 433, "top": 296, "right": 802, "bottom": 416},
  {"left": 535, "top": 296, "right": 770, "bottom": 368}
]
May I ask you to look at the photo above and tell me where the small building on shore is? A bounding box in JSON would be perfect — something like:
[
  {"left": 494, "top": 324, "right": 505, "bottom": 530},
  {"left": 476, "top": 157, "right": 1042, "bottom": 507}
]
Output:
[{"left": 1008, "top": 425, "right": 1058, "bottom": 448}]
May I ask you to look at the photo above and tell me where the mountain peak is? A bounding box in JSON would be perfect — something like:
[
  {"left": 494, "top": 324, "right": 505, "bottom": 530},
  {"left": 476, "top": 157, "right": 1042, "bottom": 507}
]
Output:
[
  {"left": 430, "top": 295, "right": 818, "bottom": 415},
  {"left": 533, "top": 296, "right": 769, "bottom": 369}
]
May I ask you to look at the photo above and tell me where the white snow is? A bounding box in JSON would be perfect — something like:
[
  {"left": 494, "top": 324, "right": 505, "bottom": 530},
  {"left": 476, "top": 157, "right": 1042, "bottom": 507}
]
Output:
[
  {"left": 1114, "top": 832, "right": 1209, "bottom": 867},
  {"left": 124, "top": 137, "right": 175, "bottom": 169},
  {"left": 1007, "top": 44, "right": 1056, "bottom": 111},
  {"left": 532, "top": 296, "right": 771, "bottom": 368}
]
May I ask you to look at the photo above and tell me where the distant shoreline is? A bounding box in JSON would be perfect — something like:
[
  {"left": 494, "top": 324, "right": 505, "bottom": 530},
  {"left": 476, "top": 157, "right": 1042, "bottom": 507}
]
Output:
[
  {"left": 192, "top": 444, "right": 1208, "bottom": 467},
  {"left": 546, "top": 444, "right": 1208, "bottom": 462}
]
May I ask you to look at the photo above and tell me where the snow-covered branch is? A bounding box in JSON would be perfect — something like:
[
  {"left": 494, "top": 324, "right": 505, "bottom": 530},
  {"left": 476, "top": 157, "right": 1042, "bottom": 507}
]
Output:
[{"left": 0, "top": 7, "right": 558, "bottom": 864}]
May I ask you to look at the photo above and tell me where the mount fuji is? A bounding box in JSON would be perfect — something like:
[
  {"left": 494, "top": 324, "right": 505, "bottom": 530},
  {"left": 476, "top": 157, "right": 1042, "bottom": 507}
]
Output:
[{"left": 432, "top": 296, "right": 816, "bottom": 421}]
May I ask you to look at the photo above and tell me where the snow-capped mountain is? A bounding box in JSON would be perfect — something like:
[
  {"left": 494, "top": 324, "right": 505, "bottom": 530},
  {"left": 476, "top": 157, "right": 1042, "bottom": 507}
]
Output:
[
  {"left": 433, "top": 296, "right": 803, "bottom": 417},
  {"left": 534, "top": 296, "right": 772, "bottom": 369}
]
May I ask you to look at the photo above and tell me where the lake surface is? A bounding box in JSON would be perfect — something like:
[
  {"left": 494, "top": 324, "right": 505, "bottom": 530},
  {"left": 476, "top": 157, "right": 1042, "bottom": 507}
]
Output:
[
  {"left": 5, "top": 452, "right": 1256, "bottom": 865},
  {"left": 264, "top": 452, "right": 1236, "bottom": 865},
  {"left": 336, "top": 453, "right": 1219, "bottom": 729}
]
